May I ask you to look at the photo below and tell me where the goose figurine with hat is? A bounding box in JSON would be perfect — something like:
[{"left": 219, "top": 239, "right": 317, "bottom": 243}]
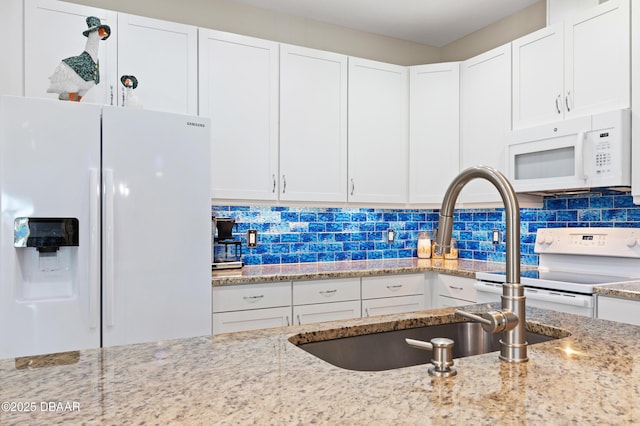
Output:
[
  {"left": 47, "top": 16, "right": 110, "bottom": 102},
  {"left": 121, "top": 75, "right": 143, "bottom": 109}
]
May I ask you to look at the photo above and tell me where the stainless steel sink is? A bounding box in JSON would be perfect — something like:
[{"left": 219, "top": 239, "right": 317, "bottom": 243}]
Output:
[{"left": 295, "top": 321, "right": 565, "bottom": 371}]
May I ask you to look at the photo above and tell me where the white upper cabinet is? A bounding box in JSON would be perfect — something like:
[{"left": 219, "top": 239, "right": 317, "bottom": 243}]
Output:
[
  {"left": 116, "top": 14, "right": 198, "bottom": 114},
  {"left": 459, "top": 44, "right": 512, "bottom": 204},
  {"left": 513, "top": 0, "right": 630, "bottom": 129},
  {"left": 348, "top": 57, "right": 409, "bottom": 204},
  {"left": 566, "top": 0, "right": 629, "bottom": 119},
  {"left": 279, "top": 45, "right": 348, "bottom": 202},
  {"left": 0, "top": 0, "right": 24, "bottom": 96},
  {"left": 512, "top": 23, "right": 564, "bottom": 129},
  {"left": 547, "top": 0, "right": 600, "bottom": 25},
  {"left": 199, "top": 30, "right": 279, "bottom": 201},
  {"left": 409, "top": 62, "right": 460, "bottom": 205},
  {"left": 24, "top": 0, "right": 117, "bottom": 104},
  {"left": 24, "top": 0, "right": 198, "bottom": 114}
]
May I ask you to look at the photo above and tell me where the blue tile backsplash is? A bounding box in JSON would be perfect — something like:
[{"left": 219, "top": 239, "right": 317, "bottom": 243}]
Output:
[{"left": 212, "top": 189, "right": 640, "bottom": 266}]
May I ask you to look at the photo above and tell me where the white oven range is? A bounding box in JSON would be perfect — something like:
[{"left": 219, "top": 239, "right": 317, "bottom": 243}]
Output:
[{"left": 475, "top": 227, "right": 640, "bottom": 317}]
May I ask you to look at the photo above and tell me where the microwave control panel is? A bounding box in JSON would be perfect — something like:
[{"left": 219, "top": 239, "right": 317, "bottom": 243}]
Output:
[{"left": 592, "top": 130, "right": 613, "bottom": 175}]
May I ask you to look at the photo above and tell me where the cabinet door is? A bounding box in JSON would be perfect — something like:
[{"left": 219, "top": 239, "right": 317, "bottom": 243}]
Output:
[
  {"left": 362, "top": 295, "right": 425, "bottom": 317},
  {"left": 117, "top": 14, "right": 197, "bottom": 114},
  {"left": 24, "top": 0, "right": 117, "bottom": 104},
  {"left": 348, "top": 57, "right": 408, "bottom": 203},
  {"left": 597, "top": 295, "right": 640, "bottom": 326},
  {"left": 280, "top": 45, "right": 348, "bottom": 202},
  {"left": 409, "top": 62, "right": 460, "bottom": 204},
  {"left": 0, "top": 0, "right": 23, "bottom": 96},
  {"left": 212, "top": 307, "right": 291, "bottom": 334},
  {"left": 199, "top": 30, "right": 279, "bottom": 200},
  {"left": 293, "top": 300, "right": 361, "bottom": 325},
  {"left": 459, "top": 44, "right": 512, "bottom": 204},
  {"left": 512, "top": 24, "right": 564, "bottom": 129},
  {"left": 565, "top": 0, "right": 630, "bottom": 119}
]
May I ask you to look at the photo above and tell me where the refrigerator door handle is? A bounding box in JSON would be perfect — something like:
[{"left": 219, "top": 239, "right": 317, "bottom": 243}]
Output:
[
  {"left": 89, "top": 168, "right": 100, "bottom": 329},
  {"left": 104, "top": 169, "right": 116, "bottom": 327}
]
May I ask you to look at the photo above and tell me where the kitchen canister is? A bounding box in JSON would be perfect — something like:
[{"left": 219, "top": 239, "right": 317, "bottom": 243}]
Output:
[{"left": 417, "top": 231, "right": 431, "bottom": 259}]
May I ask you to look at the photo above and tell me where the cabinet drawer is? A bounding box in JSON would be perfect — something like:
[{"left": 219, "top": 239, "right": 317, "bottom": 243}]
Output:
[
  {"left": 212, "top": 306, "right": 291, "bottom": 334},
  {"left": 212, "top": 282, "right": 291, "bottom": 313},
  {"left": 436, "top": 295, "right": 475, "bottom": 308},
  {"left": 293, "top": 278, "right": 360, "bottom": 305},
  {"left": 293, "top": 300, "right": 361, "bottom": 325},
  {"left": 362, "top": 274, "right": 424, "bottom": 299},
  {"left": 436, "top": 275, "right": 476, "bottom": 302},
  {"left": 362, "top": 295, "right": 425, "bottom": 317}
]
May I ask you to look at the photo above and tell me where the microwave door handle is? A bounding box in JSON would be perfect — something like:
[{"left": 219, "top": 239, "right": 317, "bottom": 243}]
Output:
[{"left": 575, "top": 132, "right": 587, "bottom": 181}]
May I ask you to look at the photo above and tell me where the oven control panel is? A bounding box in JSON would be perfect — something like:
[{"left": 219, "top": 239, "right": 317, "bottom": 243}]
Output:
[{"left": 535, "top": 227, "right": 640, "bottom": 258}]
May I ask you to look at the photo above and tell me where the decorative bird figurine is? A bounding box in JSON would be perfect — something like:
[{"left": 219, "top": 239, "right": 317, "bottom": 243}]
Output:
[
  {"left": 120, "top": 75, "right": 143, "bottom": 109},
  {"left": 47, "top": 16, "right": 111, "bottom": 102}
]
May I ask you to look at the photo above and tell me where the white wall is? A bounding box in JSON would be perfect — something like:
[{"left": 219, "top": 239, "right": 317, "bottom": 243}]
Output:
[
  {"left": 441, "top": 1, "right": 546, "bottom": 62},
  {"left": 63, "top": 0, "right": 442, "bottom": 65},
  {"left": 61, "top": 0, "right": 547, "bottom": 65}
]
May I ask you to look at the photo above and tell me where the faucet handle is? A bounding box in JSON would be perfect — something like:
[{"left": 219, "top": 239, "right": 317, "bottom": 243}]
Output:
[
  {"left": 455, "top": 309, "right": 518, "bottom": 334},
  {"left": 405, "top": 337, "right": 457, "bottom": 377}
]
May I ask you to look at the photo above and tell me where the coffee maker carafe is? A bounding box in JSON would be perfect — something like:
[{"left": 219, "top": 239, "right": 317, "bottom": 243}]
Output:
[{"left": 212, "top": 217, "right": 243, "bottom": 269}]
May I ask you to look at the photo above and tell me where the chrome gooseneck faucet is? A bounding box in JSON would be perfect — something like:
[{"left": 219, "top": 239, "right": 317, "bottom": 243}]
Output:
[{"left": 435, "top": 165, "right": 528, "bottom": 363}]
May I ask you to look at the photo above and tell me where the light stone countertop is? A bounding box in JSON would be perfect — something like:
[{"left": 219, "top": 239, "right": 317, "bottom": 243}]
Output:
[
  {"left": 1, "top": 304, "right": 639, "bottom": 424},
  {"left": 213, "top": 258, "right": 640, "bottom": 302},
  {"left": 211, "top": 258, "right": 512, "bottom": 285},
  {"left": 594, "top": 281, "right": 640, "bottom": 300}
]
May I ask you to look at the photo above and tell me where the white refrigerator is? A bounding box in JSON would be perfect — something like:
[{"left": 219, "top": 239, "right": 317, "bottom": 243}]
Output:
[{"left": 0, "top": 95, "right": 212, "bottom": 359}]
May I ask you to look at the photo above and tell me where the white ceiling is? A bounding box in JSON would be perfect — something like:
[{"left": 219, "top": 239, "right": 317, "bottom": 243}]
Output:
[{"left": 230, "top": 0, "right": 540, "bottom": 47}]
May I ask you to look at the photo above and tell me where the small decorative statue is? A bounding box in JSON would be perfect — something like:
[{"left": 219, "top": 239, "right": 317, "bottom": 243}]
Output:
[
  {"left": 47, "top": 16, "right": 111, "bottom": 102},
  {"left": 120, "top": 75, "right": 143, "bottom": 109}
]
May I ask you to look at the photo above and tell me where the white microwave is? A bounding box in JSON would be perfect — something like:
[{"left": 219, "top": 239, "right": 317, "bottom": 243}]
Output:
[{"left": 507, "top": 109, "right": 630, "bottom": 193}]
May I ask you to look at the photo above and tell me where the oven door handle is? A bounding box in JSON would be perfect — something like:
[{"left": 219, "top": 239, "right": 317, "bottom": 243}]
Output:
[
  {"left": 475, "top": 282, "right": 593, "bottom": 308},
  {"left": 524, "top": 289, "right": 593, "bottom": 307}
]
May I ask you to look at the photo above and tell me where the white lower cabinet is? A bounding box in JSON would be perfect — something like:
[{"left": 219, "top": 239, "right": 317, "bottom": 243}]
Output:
[
  {"left": 292, "top": 278, "right": 361, "bottom": 325},
  {"left": 361, "top": 274, "right": 426, "bottom": 317},
  {"left": 212, "top": 282, "right": 291, "bottom": 334},
  {"left": 597, "top": 295, "right": 640, "bottom": 326},
  {"left": 434, "top": 274, "right": 476, "bottom": 308}
]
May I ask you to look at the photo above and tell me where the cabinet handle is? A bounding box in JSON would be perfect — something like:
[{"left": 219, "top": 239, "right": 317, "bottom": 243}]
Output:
[
  {"left": 387, "top": 284, "right": 403, "bottom": 290},
  {"left": 286, "top": 316, "right": 290, "bottom": 326},
  {"left": 555, "top": 94, "right": 561, "bottom": 114},
  {"left": 365, "top": 308, "right": 370, "bottom": 317},
  {"left": 297, "top": 314, "right": 301, "bottom": 325},
  {"left": 350, "top": 178, "right": 355, "bottom": 196},
  {"left": 319, "top": 289, "right": 338, "bottom": 295},
  {"left": 565, "top": 91, "right": 572, "bottom": 112},
  {"left": 243, "top": 295, "right": 264, "bottom": 302},
  {"left": 448, "top": 286, "right": 464, "bottom": 290},
  {"left": 272, "top": 174, "right": 276, "bottom": 193},
  {"left": 121, "top": 87, "right": 125, "bottom": 106},
  {"left": 109, "top": 85, "right": 114, "bottom": 105},
  {"left": 282, "top": 175, "right": 287, "bottom": 194}
]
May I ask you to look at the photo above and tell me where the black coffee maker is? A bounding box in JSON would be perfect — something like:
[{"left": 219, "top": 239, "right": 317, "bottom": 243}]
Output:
[{"left": 212, "top": 217, "right": 243, "bottom": 269}]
